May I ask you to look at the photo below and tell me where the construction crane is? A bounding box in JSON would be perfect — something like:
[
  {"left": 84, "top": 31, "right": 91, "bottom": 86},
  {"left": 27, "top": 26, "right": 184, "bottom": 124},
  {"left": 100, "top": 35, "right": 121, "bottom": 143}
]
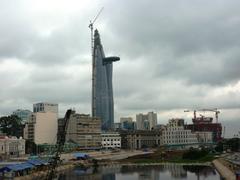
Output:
[
  {"left": 184, "top": 108, "right": 220, "bottom": 123},
  {"left": 88, "top": 7, "right": 104, "bottom": 56},
  {"left": 184, "top": 109, "right": 197, "bottom": 120},
  {"left": 198, "top": 108, "right": 220, "bottom": 123},
  {"left": 89, "top": 7, "right": 104, "bottom": 117},
  {"left": 46, "top": 109, "right": 72, "bottom": 180}
]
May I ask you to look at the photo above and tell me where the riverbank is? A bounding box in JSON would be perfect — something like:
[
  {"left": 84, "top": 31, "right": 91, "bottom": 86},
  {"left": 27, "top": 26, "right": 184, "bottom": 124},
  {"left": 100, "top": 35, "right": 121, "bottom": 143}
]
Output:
[
  {"left": 119, "top": 149, "right": 216, "bottom": 164},
  {"left": 5, "top": 150, "right": 151, "bottom": 179},
  {"left": 213, "top": 159, "right": 235, "bottom": 180},
  {"left": 5, "top": 150, "right": 219, "bottom": 179},
  {"left": 14, "top": 160, "right": 216, "bottom": 180},
  {"left": 14, "top": 162, "right": 76, "bottom": 180}
]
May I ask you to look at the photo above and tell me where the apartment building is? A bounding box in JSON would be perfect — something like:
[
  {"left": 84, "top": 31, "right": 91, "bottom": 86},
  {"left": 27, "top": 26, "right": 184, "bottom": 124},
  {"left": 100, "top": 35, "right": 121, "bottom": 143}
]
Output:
[
  {"left": 24, "top": 103, "right": 58, "bottom": 144},
  {"left": 161, "top": 119, "right": 198, "bottom": 149},
  {"left": 63, "top": 111, "right": 101, "bottom": 149},
  {"left": 101, "top": 132, "right": 121, "bottom": 149}
]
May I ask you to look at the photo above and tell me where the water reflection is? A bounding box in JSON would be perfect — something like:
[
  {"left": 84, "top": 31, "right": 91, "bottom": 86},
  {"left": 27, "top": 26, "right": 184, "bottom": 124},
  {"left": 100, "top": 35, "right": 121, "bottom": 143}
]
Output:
[
  {"left": 183, "top": 165, "right": 217, "bottom": 180},
  {"left": 59, "top": 164, "right": 220, "bottom": 180}
]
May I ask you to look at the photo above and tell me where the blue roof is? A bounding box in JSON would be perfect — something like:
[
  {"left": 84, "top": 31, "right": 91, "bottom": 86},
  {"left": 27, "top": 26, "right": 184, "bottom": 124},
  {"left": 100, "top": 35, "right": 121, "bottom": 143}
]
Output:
[
  {"left": 0, "top": 159, "right": 49, "bottom": 173},
  {"left": 27, "top": 159, "right": 42, "bottom": 166},
  {"left": 0, "top": 167, "right": 10, "bottom": 172},
  {"left": 27, "top": 158, "right": 49, "bottom": 166},
  {"left": 0, "top": 162, "right": 34, "bottom": 172},
  {"left": 20, "top": 163, "right": 34, "bottom": 169},
  {"left": 37, "top": 159, "right": 49, "bottom": 165},
  {"left": 73, "top": 153, "right": 90, "bottom": 158}
]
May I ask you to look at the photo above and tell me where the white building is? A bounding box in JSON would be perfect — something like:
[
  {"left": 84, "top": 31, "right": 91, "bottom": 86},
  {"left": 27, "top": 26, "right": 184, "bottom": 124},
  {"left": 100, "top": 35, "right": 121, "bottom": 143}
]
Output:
[
  {"left": 136, "top": 112, "right": 157, "bottom": 130},
  {"left": 24, "top": 103, "right": 58, "bottom": 145},
  {"left": 0, "top": 136, "right": 25, "bottom": 158},
  {"left": 101, "top": 132, "right": 121, "bottom": 149},
  {"left": 161, "top": 119, "right": 198, "bottom": 149},
  {"left": 34, "top": 111, "right": 58, "bottom": 144},
  {"left": 33, "top": 102, "right": 58, "bottom": 113},
  {"left": 195, "top": 131, "right": 213, "bottom": 144}
]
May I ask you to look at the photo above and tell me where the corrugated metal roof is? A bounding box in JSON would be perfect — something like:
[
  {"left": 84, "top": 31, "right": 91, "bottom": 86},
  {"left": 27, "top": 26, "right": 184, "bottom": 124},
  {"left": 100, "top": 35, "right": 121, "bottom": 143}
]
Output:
[
  {"left": 73, "top": 153, "right": 90, "bottom": 158},
  {"left": 0, "top": 162, "right": 34, "bottom": 172}
]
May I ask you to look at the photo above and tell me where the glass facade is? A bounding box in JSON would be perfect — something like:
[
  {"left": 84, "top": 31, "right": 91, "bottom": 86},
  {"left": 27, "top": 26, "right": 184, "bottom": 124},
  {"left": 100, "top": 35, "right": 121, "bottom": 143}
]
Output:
[
  {"left": 12, "top": 109, "right": 32, "bottom": 123},
  {"left": 92, "top": 30, "right": 119, "bottom": 130}
]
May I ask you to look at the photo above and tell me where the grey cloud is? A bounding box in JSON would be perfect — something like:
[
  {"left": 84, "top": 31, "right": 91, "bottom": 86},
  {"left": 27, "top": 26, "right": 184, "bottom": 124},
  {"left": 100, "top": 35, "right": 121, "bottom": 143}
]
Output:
[
  {"left": 0, "top": 2, "right": 91, "bottom": 66},
  {"left": 0, "top": 0, "right": 240, "bottom": 130},
  {"left": 100, "top": 0, "right": 240, "bottom": 86}
]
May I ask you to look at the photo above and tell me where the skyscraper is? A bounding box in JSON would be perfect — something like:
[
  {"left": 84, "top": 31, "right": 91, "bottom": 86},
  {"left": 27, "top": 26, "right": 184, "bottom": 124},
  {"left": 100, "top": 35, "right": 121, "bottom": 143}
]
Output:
[
  {"left": 92, "top": 29, "right": 120, "bottom": 130},
  {"left": 136, "top": 112, "right": 157, "bottom": 130}
]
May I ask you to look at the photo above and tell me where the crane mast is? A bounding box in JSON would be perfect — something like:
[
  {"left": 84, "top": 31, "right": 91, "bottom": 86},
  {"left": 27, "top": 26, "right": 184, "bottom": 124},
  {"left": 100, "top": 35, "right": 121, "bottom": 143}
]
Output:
[
  {"left": 46, "top": 109, "right": 72, "bottom": 180},
  {"left": 89, "top": 7, "right": 104, "bottom": 117}
]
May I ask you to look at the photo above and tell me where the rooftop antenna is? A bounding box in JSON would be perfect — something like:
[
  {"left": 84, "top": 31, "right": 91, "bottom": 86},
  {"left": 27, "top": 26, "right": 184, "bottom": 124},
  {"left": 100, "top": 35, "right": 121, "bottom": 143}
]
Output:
[{"left": 89, "top": 7, "right": 104, "bottom": 116}]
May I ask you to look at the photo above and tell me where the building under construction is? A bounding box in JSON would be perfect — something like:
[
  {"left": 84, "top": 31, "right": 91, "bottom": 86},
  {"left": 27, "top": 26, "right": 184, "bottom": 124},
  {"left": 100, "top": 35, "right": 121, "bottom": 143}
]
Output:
[{"left": 184, "top": 109, "right": 222, "bottom": 143}]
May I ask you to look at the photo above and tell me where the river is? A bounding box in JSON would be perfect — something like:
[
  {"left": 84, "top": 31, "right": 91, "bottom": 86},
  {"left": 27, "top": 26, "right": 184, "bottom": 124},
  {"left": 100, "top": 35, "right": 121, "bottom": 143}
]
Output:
[{"left": 58, "top": 163, "right": 221, "bottom": 180}]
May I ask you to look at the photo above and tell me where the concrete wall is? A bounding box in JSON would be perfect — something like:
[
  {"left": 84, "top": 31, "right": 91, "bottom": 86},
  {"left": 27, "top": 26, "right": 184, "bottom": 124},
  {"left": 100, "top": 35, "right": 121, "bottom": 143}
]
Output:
[{"left": 34, "top": 112, "right": 58, "bottom": 144}]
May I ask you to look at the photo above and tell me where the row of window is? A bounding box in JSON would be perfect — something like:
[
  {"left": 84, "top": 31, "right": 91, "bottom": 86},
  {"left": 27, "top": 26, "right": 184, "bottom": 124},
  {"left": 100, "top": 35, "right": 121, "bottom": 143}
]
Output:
[
  {"left": 103, "top": 139, "right": 121, "bottom": 142},
  {"left": 102, "top": 143, "right": 121, "bottom": 146},
  {"left": 163, "top": 131, "right": 190, "bottom": 135},
  {"left": 164, "top": 139, "right": 197, "bottom": 143}
]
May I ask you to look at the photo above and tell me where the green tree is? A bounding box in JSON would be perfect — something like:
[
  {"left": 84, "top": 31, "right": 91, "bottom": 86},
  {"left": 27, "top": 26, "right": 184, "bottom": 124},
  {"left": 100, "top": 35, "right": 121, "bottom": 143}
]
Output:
[
  {"left": 227, "top": 138, "right": 240, "bottom": 152},
  {"left": 25, "top": 140, "right": 37, "bottom": 154},
  {"left": 0, "top": 115, "right": 24, "bottom": 137},
  {"left": 215, "top": 140, "right": 224, "bottom": 152}
]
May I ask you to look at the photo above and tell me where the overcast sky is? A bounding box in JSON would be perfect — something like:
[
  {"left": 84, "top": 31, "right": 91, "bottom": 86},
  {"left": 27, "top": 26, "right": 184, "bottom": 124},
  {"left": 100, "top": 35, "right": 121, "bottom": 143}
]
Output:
[{"left": 0, "top": 0, "right": 240, "bottom": 137}]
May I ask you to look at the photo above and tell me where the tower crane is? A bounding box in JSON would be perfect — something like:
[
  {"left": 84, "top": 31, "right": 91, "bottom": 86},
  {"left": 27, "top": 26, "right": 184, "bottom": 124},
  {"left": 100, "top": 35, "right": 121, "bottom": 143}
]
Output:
[
  {"left": 88, "top": 7, "right": 104, "bottom": 56},
  {"left": 184, "top": 109, "right": 197, "bottom": 120},
  {"left": 198, "top": 108, "right": 220, "bottom": 123},
  {"left": 184, "top": 108, "right": 220, "bottom": 123},
  {"left": 89, "top": 7, "right": 104, "bottom": 117}
]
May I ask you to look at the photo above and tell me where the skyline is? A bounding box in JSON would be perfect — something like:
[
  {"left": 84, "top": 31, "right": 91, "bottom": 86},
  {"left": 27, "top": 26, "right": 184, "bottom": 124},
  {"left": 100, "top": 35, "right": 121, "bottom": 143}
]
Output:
[{"left": 0, "top": 0, "right": 240, "bottom": 137}]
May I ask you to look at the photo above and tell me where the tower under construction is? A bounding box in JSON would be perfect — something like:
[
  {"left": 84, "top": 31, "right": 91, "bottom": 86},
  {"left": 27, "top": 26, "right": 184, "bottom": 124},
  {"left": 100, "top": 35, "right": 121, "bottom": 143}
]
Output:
[{"left": 92, "top": 29, "right": 120, "bottom": 130}]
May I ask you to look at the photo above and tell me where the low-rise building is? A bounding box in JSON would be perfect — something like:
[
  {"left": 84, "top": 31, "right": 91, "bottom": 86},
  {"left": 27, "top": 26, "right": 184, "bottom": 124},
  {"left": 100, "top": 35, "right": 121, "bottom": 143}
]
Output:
[
  {"left": 63, "top": 111, "right": 102, "bottom": 150},
  {"left": 101, "top": 132, "right": 121, "bottom": 149},
  {"left": 195, "top": 131, "right": 213, "bottom": 144},
  {"left": 120, "top": 130, "right": 161, "bottom": 149},
  {"left": 161, "top": 119, "right": 198, "bottom": 149},
  {"left": 0, "top": 136, "right": 25, "bottom": 159}
]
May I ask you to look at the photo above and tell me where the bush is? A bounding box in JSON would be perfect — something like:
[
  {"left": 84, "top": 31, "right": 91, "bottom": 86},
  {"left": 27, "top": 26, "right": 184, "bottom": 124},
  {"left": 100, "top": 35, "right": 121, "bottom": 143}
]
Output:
[{"left": 182, "top": 149, "right": 208, "bottom": 160}]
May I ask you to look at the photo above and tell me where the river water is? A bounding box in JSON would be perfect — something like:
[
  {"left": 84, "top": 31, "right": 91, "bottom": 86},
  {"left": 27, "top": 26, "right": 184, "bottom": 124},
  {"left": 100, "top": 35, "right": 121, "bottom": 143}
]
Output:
[{"left": 58, "top": 164, "right": 221, "bottom": 180}]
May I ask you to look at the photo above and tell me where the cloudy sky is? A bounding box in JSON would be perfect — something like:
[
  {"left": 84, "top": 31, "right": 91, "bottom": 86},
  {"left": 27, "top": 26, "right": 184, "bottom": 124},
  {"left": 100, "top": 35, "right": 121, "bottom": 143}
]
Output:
[{"left": 0, "top": 0, "right": 240, "bottom": 137}]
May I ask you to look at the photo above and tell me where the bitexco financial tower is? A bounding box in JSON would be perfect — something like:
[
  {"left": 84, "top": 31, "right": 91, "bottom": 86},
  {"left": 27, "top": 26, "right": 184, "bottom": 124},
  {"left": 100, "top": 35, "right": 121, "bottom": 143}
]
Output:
[{"left": 92, "top": 29, "right": 120, "bottom": 130}]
